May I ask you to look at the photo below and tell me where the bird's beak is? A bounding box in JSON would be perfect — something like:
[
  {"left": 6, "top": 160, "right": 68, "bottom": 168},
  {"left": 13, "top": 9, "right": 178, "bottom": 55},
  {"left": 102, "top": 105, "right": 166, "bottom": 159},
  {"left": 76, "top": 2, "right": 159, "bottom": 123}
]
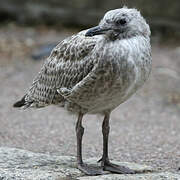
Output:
[{"left": 85, "top": 26, "right": 110, "bottom": 37}]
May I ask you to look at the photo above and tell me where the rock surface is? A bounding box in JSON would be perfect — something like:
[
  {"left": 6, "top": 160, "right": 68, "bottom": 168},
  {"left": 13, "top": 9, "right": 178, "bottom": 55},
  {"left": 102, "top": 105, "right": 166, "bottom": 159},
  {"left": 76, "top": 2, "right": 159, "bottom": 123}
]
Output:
[{"left": 0, "top": 147, "right": 180, "bottom": 180}]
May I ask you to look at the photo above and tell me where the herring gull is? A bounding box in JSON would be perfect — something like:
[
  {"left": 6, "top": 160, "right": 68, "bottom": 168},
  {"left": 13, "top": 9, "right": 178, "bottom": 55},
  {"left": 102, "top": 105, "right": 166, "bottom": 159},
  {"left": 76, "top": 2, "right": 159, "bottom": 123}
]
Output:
[{"left": 13, "top": 7, "right": 152, "bottom": 175}]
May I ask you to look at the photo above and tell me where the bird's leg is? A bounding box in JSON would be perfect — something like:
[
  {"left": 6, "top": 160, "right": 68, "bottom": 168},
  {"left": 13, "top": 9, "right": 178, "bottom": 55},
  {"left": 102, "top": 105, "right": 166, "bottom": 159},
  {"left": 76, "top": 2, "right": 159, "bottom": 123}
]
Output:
[
  {"left": 76, "top": 112, "right": 107, "bottom": 176},
  {"left": 99, "top": 113, "right": 135, "bottom": 174},
  {"left": 76, "top": 112, "right": 84, "bottom": 166},
  {"left": 100, "top": 113, "right": 110, "bottom": 165}
]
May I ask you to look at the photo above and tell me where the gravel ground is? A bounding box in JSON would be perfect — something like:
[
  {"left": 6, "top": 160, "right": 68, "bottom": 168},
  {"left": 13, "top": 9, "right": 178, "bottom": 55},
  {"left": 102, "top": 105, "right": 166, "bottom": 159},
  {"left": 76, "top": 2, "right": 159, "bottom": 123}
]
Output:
[{"left": 0, "top": 25, "right": 180, "bottom": 173}]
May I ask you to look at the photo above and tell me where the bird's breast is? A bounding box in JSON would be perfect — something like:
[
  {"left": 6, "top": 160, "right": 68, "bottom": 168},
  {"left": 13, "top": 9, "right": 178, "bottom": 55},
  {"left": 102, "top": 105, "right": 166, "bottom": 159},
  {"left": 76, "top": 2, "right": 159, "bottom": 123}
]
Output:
[
  {"left": 64, "top": 37, "right": 152, "bottom": 114},
  {"left": 87, "top": 38, "right": 152, "bottom": 113}
]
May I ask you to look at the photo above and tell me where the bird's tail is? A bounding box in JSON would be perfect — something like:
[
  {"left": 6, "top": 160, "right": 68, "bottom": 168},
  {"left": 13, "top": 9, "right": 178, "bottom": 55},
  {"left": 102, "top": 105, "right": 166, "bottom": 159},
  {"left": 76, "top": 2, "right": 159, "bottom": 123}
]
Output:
[{"left": 13, "top": 95, "right": 32, "bottom": 109}]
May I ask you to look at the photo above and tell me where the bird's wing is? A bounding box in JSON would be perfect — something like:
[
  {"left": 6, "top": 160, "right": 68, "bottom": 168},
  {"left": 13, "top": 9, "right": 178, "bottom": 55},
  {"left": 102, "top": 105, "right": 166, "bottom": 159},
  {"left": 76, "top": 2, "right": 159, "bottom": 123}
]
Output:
[
  {"left": 58, "top": 47, "right": 118, "bottom": 110},
  {"left": 24, "top": 30, "right": 99, "bottom": 107}
]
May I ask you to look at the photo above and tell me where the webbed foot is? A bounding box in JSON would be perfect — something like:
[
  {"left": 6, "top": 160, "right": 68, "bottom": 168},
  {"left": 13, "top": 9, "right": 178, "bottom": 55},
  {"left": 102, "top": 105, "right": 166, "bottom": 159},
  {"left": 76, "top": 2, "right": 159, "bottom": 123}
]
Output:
[
  {"left": 78, "top": 163, "right": 108, "bottom": 176},
  {"left": 99, "top": 158, "right": 135, "bottom": 174}
]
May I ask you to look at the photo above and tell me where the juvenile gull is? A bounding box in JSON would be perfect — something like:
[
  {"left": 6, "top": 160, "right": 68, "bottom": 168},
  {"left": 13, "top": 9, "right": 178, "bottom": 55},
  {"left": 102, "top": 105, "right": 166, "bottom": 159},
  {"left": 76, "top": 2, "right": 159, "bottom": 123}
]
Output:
[{"left": 14, "top": 7, "right": 152, "bottom": 175}]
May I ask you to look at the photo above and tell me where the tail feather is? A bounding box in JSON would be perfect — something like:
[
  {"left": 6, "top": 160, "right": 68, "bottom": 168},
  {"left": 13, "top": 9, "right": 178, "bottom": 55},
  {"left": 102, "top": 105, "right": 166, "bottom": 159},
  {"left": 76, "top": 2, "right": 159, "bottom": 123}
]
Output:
[
  {"left": 13, "top": 96, "right": 27, "bottom": 108},
  {"left": 14, "top": 95, "right": 47, "bottom": 109}
]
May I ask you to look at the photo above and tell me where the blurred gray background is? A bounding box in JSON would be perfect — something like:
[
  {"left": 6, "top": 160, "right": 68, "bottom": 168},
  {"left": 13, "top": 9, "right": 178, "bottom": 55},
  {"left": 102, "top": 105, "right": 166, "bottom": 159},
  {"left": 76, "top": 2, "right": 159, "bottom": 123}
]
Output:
[
  {"left": 0, "top": 0, "right": 180, "bottom": 37},
  {"left": 0, "top": 0, "right": 180, "bottom": 174}
]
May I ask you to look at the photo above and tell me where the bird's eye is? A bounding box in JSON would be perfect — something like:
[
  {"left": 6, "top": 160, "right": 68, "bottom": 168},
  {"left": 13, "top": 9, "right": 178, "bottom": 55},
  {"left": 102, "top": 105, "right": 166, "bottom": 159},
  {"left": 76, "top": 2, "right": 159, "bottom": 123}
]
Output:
[{"left": 116, "top": 18, "right": 127, "bottom": 26}]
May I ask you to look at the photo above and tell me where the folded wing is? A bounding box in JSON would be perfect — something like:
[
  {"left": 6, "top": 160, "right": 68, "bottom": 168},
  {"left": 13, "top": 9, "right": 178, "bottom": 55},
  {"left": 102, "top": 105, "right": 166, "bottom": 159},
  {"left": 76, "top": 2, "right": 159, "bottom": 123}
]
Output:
[{"left": 14, "top": 31, "right": 98, "bottom": 108}]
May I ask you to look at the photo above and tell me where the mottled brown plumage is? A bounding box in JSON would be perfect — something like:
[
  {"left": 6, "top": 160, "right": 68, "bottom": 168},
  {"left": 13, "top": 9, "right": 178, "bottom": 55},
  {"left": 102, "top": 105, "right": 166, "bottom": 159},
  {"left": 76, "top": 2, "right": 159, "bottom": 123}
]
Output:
[
  {"left": 20, "top": 34, "right": 97, "bottom": 109},
  {"left": 14, "top": 7, "right": 152, "bottom": 175}
]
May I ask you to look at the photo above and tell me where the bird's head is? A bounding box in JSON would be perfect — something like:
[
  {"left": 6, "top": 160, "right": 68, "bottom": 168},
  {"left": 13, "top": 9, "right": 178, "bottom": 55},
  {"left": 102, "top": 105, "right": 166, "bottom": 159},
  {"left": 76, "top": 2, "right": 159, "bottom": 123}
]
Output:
[{"left": 85, "top": 7, "right": 150, "bottom": 40}]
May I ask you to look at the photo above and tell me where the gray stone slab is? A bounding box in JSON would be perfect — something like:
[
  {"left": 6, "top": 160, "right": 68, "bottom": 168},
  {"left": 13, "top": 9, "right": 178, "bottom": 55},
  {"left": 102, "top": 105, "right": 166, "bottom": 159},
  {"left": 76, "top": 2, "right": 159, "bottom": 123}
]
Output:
[
  {"left": 0, "top": 147, "right": 179, "bottom": 180},
  {"left": 78, "top": 173, "right": 180, "bottom": 180}
]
